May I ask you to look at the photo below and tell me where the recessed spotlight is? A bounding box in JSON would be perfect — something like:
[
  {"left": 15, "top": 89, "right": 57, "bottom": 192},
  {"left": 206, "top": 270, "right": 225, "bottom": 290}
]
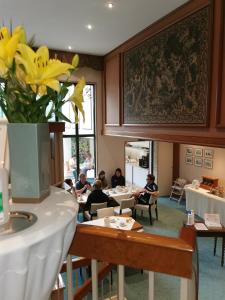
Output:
[
  {"left": 106, "top": 2, "right": 114, "bottom": 9},
  {"left": 86, "top": 24, "right": 93, "bottom": 30},
  {"left": 68, "top": 46, "right": 72, "bottom": 50}
]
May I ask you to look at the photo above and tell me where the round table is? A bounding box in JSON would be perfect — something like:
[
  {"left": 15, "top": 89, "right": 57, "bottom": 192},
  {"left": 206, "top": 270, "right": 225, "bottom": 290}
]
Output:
[{"left": 0, "top": 186, "right": 78, "bottom": 300}]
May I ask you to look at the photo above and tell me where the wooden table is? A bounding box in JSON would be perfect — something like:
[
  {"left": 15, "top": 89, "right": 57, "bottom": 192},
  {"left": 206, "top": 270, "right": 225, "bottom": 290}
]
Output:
[
  {"left": 195, "top": 224, "right": 225, "bottom": 266},
  {"left": 186, "top": 222, "right": 225, "bottom": 266}
]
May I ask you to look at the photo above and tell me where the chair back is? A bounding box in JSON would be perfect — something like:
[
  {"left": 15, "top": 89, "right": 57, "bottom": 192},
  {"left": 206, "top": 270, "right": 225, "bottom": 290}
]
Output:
[
  {"left": 97, "top": 207, "right": 114, "bottom": 219},
  {"left": 120, "top": 197, "right": 135, "bottom": 210},
  {"left": 149, "top": 192, "right": 159, "bottom": 205},
  {"left": 175, "top": 178, "right": 186, "bottom": 187},
  {"left": 90, "top": 202, "right": 107, "bottom": 213}
]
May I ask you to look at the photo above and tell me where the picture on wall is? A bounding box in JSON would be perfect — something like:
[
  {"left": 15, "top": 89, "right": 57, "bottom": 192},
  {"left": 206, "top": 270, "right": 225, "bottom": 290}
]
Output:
[
  {"left": 204, "top": 158, "right": 213, "bottom": 169},
  {"left": 204, "top": 149, "right": 214, "bottom": 159},
  {"left": 194, "top": 157, "right": 203, "bottom": 167},
  {"left": 123, "top": 7, "right": 210, "bottom": 125},
  {"left": 185, "top": 156, "right": 193, "bottom": 165},
  {"left": 194, "top": 148, "right": 203, "bottom": 157},
  {"left": 185, "top": 147, "right": 193, "bottom": 156}
]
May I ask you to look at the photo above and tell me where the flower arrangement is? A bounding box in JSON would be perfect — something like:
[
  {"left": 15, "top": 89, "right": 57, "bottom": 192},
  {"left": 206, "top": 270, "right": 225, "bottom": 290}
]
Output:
[{"left": 0, "top": 25, "right": 85, "bottom": 123}]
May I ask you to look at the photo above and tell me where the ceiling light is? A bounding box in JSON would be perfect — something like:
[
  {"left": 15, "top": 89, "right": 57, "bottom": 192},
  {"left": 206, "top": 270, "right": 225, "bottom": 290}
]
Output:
[
  {"left": 68, "top": 46, "right": 72, "bottom": 50},
  {"left": 86, "top": 24, "right": 93, "bottom": 30},
  {"left": 106, "top": 2, "right": 114, "bottom": 9}
]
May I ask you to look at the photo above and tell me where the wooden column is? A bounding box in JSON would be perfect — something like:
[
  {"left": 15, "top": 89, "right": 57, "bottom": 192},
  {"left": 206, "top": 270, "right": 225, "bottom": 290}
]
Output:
[{"left": 48, "top": 122, "right": 65, "bottom": 186}]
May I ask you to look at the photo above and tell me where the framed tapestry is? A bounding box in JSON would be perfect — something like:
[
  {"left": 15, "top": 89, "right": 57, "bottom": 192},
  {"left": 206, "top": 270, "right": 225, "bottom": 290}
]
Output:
[{"left": 123, "top": 7, "right": 210, "bottom": 125}]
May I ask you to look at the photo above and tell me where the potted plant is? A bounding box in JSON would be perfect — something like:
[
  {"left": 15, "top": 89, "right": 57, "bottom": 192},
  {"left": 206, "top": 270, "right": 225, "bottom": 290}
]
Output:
[{"left": 0, "top": 25, "right": 85, "bottom": 203}]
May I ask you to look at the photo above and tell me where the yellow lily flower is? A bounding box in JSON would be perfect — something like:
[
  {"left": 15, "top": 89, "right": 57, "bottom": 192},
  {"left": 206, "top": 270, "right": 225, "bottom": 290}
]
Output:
[
  {"left": 0, "top": 26, "right": 26, "bottom": 76},
  {"left": 16, "top": 44, "right": 74, "bottom": 95},
  {"left": 70, "top": 78, "right": 86, "bottom": 123},
  {"left": 72, "top": 54, "right": 79, "bottom": 69}
]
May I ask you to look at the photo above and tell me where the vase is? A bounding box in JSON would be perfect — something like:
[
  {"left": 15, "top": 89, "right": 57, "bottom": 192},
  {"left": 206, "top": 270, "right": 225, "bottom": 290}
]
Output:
[{"left": 7, "top": 123, "right": 50, "bottom": 203}]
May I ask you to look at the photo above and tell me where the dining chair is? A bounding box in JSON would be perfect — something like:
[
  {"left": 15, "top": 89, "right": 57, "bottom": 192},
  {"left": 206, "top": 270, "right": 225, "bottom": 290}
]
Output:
[
  {"left": 134, "top": 192, "right": 159, "bottom": 225},
  {"left": 90, "top": 202, "right": 108, "bottom": 220},
  {"left": 97, "top": 207, "right": 115, "bottom": 219},
  {"left": 114, "top": 197, "right": 135, "bottom": 216}
]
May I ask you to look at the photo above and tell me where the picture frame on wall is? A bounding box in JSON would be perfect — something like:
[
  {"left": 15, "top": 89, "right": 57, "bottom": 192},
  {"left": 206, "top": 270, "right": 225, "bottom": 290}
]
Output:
[
  {"left": 204, "top": 149, "right": 214, "bottom": 159},
  {"left": 194, "top": 157, "right": 203, "bottom": 167},
  {"left": 185, "top": 156, "right": 193, "bottom": 165},
  {"left": 194, "top": 148, "right": 203, "bottom": 157},
  {"left": 204, "top": 158, "right": 213, "bottom": 169},
  {"left": 185, "top": 147, "right": 193, "bottom": 156}
]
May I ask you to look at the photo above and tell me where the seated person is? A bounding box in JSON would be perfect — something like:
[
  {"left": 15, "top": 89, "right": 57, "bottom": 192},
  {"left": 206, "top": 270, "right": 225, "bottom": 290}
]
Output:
[
  {"left": 97, "top": 170, "right": 108, "bottom": 189},
  {"left": 134, "top": 174, "right": 158, "bottom": 205},
  {"left": 111, "top": 168, "right": 125, "bottom": 188},
  {"left": 83, "top": 180, "right": 110, "bottom": 212},
  {"left": 64, "top": 178, "right": 76, "bottom": 195},
  {"left": 84, "top": 180, "right": 119, "bottom": 212},
  {"left": 75, "top": 173, "right": 91, "bottom": 195}
]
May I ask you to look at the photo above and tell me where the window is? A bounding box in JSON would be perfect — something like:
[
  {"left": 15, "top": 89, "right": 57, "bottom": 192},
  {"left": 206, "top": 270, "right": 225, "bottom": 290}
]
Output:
[{"left": 63, "top": 84, "right": 96, "bottom": 184}]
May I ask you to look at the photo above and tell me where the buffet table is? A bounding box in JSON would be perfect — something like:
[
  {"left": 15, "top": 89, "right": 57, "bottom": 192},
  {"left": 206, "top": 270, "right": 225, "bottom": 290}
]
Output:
[
  {"left": 185, "top": 185, "right": 225, "bottom": 224},
  {"left": 0, "top": 186, "right": 78, "bottom": 300}
]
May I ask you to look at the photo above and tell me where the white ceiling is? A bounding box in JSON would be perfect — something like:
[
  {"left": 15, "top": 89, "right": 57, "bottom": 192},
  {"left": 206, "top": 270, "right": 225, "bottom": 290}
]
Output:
[{"left": 1, "top": 0, "right": 188, "bottom": 55}]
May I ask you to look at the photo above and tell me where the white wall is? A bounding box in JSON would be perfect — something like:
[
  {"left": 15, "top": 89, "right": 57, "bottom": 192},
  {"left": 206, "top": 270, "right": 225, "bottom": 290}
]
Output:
[{"left": 179, "top": 144, "right": 225, "bottom": 187}]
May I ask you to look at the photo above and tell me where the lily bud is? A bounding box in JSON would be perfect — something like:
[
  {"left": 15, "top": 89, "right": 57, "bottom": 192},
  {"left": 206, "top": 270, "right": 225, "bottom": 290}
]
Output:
[{"left": 72, "top": 54, "right": 79, "bottom": 69}]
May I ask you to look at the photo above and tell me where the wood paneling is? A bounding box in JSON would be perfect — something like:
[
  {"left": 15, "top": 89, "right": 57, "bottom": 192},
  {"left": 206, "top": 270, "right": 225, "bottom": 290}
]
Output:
[
  {"left": 104, "top": 54, "right": 121, "bottom": 126},
  {"left": 69, "top": 224, "right": 196, "bottom": 279},
  {"left": 216, "top": 1, "right": 225, "bottom": 127},
  {"left": 103, "top": 0, "right": 225, "bottom": 147}
]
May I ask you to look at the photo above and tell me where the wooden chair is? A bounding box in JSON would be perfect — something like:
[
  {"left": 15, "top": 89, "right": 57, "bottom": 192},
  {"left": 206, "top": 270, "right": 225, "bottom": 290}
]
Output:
[
  {"left": 89, "top": 202, "right": 108, "bottom": 220},
  {"left": 134, "top": 193, "right": 159, "bottom": 225},
  {"left": 97, "top": 207, "right": 115, "bottom": 219},
  {"left": 114, "top": 197, "right": 135, "bottom": 216}
]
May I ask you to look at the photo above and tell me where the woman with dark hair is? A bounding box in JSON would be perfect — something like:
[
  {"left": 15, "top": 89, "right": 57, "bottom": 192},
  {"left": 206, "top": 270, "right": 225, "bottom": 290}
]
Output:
[
  {"left": 97, "top": 170, "right": 108, "bottom": 189},
  {"left": 111, "top": 168, "right": 125, "bottom": 188}
]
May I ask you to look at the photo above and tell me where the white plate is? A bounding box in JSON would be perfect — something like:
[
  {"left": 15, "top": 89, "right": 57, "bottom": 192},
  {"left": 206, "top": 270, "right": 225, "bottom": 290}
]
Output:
[{"left": 110, "top": 218, "right": 116, "bottom": 223}]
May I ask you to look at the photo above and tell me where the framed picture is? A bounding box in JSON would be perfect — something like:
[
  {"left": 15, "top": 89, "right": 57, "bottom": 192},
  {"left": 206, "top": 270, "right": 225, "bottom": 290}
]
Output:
[
  {"left": 185, "top": 156, "right": 193, "bottom": 165},
  {"left": 194, "top": 148, "right": 203, "bottom": 157},
  {"left": 204, "top": 149, "right": 214, "bottom": 159},
  {"left": 194, "top": 157, "right": 203, "bottom": 167},
  {"left": 185, "top": 147, "right": 193, "bottom": 156},
  {"left": 204, "top": 158, "right": 213, "bottom": 169},
  {"left": 123, "top": 7, "right": 210, "bottom": 125}
]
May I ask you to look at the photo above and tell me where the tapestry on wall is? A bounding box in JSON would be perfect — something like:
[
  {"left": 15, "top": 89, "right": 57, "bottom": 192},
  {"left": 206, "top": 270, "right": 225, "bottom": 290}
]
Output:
[{"left": 123, "top": 7, "right": 210, "bottom": 125}]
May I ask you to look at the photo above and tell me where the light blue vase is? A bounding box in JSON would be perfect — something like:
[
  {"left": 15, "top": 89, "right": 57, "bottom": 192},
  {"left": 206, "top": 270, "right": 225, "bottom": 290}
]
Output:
[{"left": 7, "top": 123, "right": 50, "bottom": 203}]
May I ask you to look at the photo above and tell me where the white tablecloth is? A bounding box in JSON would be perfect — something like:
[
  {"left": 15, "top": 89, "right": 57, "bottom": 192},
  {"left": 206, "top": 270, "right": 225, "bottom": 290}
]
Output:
[
  {"left": 83, "top": 216, "right": 135, "bottom": 231},
  {"left": 77, "top": 189, "right": 133, "bottom": 205},
  {"left": 0, "top": 186, "right": 78, "bottom": 300},
  {"left": 185, "top": 186, "right": 225, "bottom": 224}
]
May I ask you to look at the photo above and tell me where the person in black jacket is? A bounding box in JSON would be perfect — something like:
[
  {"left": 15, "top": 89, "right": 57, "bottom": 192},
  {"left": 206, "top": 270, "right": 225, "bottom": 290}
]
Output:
[
  {"left": 135, "top": 174, "right": 158, "bottom": 205},
  {"left": 84, "top": 180, "right": 110, "bottom": 211},
  {"left": 111, "top": 168, "right": 125, "bottom": 188}
]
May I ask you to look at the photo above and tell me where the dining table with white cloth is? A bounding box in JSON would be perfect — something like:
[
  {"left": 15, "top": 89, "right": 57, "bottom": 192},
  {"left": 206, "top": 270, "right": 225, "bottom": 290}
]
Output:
[
  {"left": 185, "top": 185, "right": 225, "bottom": 224},
  {"left": 77, "top": 186, "right": 135, "bottom": 205},
  {"left": 0, "top": 186, "right": 78, "bottom": 300}
]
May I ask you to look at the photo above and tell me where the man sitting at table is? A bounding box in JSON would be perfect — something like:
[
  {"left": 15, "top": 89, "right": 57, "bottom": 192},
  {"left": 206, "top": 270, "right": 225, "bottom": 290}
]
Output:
[
  {"left": 84, "top": 180, "right": 119, "bottom": 212},
  {"left": 134, "top": 174, "right": 158, "bottom": 205},
  {"left": 76, "top": 173, "right": 91, "bottom": 195}
]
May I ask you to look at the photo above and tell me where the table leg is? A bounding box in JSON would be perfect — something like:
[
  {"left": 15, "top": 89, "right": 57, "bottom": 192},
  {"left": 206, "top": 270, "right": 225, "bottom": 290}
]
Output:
[
  {"left": 221, "top": 237, "right": 225, "bottom": 267},
  {"left": 214, "top": 237, "right": 217, "bottom": 256}
]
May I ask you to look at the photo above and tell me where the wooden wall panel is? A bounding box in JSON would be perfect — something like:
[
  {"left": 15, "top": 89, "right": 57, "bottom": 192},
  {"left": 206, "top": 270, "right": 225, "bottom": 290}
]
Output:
[
  {"left": 216, "top": 1, "right": 225, "bottom": 127},
  {"left": 104, "top": 54, "right": 120, "bottom": 126},
  {"left": 103, "top": 0, "right": 225, "bottom": 148}
]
